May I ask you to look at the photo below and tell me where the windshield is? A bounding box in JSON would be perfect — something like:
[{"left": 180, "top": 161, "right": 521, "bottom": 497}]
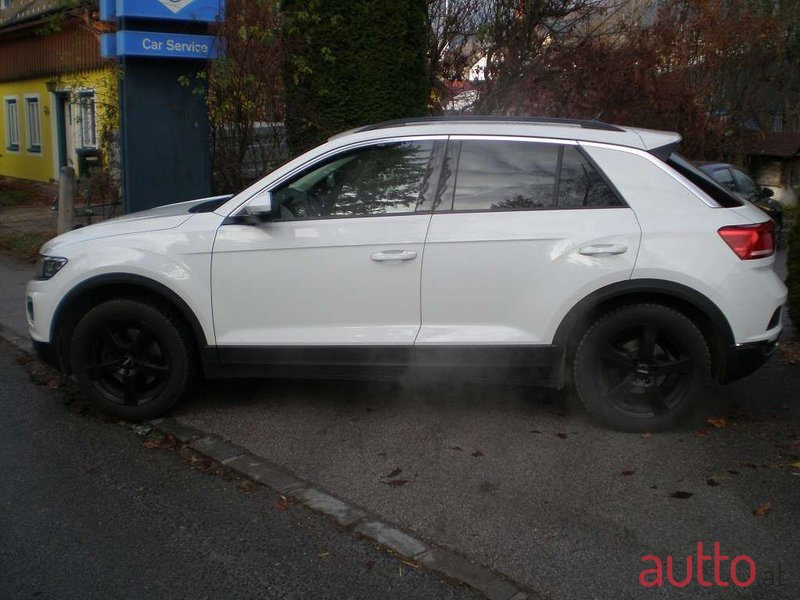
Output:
[{"left": 665, "top": 154, "right": 744, "bottom": 208}]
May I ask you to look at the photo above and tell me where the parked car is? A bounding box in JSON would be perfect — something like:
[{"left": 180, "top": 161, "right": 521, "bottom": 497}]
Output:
[
  {"left": 693, "top": 161, "right": 784, "bottom": 235},
  {"left": 26, "top": 117, "right": 786, "bottom": 432}
]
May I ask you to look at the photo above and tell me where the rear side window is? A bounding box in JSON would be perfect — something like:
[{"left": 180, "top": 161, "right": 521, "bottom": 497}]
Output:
[
  {"left": 440, "top": 140, "right": 623, "bottom": 212},
  {"left": 665, "top": 154, "right": 743, "bottom": 208}
]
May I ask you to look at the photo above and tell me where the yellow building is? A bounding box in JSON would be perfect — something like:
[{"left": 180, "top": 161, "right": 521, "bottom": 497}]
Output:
[{"left": 0, "top": 0, "right": 116, "bottom": 183}]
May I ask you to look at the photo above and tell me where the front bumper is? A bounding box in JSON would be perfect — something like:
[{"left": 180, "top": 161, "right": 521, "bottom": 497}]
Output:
[
  {"left": 721, "top": 337, "right": 780, "bottom": 384},
  {"left": 32, "top": 339, "right": 60, "bottom": 370}
]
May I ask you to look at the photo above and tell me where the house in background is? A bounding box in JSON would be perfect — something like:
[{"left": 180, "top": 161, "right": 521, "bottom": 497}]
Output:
[
  {"left": 0, "top": 0, "right": 114, "bottom": 184},
  {"left": 748, "top": 132, "right": 800, "bottom": 207}
]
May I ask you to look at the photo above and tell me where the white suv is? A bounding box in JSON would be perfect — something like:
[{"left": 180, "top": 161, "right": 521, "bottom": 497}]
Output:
[{"left": 26, "top": 117, "right": 787, "bottom": 431}]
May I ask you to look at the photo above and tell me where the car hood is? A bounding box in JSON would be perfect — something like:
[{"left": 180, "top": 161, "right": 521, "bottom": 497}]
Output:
[{"left": 41, "top": 195, "right": 232, "bottom": 254}]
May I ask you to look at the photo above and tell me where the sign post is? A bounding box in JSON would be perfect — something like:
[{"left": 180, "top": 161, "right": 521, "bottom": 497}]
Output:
[{"left": 99, "top": 0, "right": 224, "bottom": 213}]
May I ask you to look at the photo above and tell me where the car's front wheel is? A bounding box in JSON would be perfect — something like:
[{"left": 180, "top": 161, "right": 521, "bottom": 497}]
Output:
[
  {"left": 573, "top": 304, "right": 711, "bottom": 432},
  {"left": 70, "top": 298, "right": 195, "bottom": 420}
]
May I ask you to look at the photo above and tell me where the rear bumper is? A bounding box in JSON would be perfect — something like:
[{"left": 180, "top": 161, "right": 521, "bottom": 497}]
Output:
[{"left": 721, "top": 337, "right": 780, "bottom": 384}]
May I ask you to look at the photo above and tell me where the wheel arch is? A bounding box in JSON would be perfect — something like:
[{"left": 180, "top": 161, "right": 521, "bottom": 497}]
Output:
[
  {"left": 553, "top": 279, "right": 735, "bottom": 381},
  {"left": 51, "top": 273, "right": 208, "bottom": 371}
]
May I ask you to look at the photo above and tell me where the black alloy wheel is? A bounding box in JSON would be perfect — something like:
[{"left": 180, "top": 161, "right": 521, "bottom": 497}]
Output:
[
  {"left": 70, "top": 299, "right": 194, "bottom": 419},
  {"left": 574, "top": 304, "right": 711, "bottom": 432}
]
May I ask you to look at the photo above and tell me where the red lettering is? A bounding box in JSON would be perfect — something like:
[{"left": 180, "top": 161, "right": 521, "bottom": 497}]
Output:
[
  {"left": 731, "top": 556, "right": 756, "bottom": 587},
  {"left": 640, "top": 555, "right": 663, "bottom": 588},
  {"left": 666, "top": 555, "right": 693, "bottom": 587},
  {"left": 696, "top": 541, "right": 712, "bottom": 587},
  {"left": 713, "top": 542, "right": 730, "bottom": 587}
]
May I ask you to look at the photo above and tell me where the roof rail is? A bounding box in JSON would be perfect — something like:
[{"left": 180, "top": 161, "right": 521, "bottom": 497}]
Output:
[{"left": 346, "top": 116, "right": 625, "bottom": 135}]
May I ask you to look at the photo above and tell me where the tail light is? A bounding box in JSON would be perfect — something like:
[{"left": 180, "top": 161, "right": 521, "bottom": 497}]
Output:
[{"left": 717, "top": 221, "right": 774, "bottom": 260}]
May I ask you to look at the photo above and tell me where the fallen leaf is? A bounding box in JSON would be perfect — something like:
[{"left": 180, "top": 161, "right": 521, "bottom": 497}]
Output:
[
  {"left": 620, "top": 470, "right": 635, "bottom": 476},
  {"left": 471, "top": 450, "right": 484, "bottom": 457},
  {"left": 670, "top": 491, "right": 694, "bottom": 499},
  {"left": 401, "top": 560, "right": 419, "bottom": 569},
  {"left": 788, "top": 461, "right": 800, "bottom": 470},
  {"left": 273, "top": 496, "right": 289, "bottom": 511},
  {"left": 556, "top": 432, "right": 568, "bottom": 439},
  {"left": 530, "top": 430, "right": 542, "bottom": 434},
  {"left": 640, "top": 432, "right": 652, "bottom": 439},
  {"left": 706, "top": 417, "right": 727, "bottom": 428},
  {"left": 319, "top": 552, "right": 330, "bottom": 558},
  {"left": 706, "top": 478, "right": 720, "bottom": 487},
  {"left": 752, "top": 501, "right": 772, "bottom": 516},
  {"left": 694, "top": 429, "right": 709, "bottom": 437},
  {"left": 141, "top": 434, "right": 177, "bottom": 449},
  {"left": 383, "top": 468, "right": 402, "bottom": 479},
  {"left": 383, "top": 479, "right": 409, "bottom": 487},
  {"left": 449, "top": 446, "right": 463, "bottom": 451}
]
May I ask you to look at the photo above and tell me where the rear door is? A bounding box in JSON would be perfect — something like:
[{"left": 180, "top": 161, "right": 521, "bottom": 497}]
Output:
[{"left": 417, "top": 137, "right": 642, "bottom": 355}]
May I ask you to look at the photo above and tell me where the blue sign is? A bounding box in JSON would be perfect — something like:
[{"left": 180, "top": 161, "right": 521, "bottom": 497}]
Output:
[
  {"left": 102, "top": 30, "right": 219, "bottom": 59},
  {"left": 100, "top": 0, "right": 224, "bottom": 23}
]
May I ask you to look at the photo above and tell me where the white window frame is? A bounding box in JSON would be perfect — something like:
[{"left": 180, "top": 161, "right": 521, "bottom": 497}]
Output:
[
  {"left": 4, "top": 96, "right": 20, "bottom": 152},
  {"left": 77, "top": 90, "right": 98, "bottom": 148},
  {"left": 24, "top": 94, "right": 42, "bottom": 154}
]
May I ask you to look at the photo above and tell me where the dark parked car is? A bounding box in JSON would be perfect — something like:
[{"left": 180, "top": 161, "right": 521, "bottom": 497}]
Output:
[{"left": 693, "top": 162, "right": 783, "bottom": 234}]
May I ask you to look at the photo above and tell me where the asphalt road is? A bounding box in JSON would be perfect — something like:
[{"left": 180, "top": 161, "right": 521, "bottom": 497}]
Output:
[
  {"left": 0, "top": 340, "right": 478, "bottom": 600},
  {"left": 174, "top": 357, "right": 800, "bottom": 599}
]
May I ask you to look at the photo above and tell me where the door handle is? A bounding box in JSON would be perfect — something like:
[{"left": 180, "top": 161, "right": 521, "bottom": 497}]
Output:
[
  {"left": 579, "top": 244, "right": 628, "bottom": 256},
  {"left": 371, "top": 250, "right": 418, "bottom": 262}
]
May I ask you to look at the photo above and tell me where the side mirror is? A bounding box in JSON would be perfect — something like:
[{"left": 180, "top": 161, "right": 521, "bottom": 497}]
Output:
[
  {"left": 244, "top": 191, "right": 274, "bottom": 223},
  {"left": 761, "top": 187, "right": 774, "bottom": 198}
]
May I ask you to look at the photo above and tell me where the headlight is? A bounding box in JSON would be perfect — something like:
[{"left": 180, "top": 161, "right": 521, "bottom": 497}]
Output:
[{"left": 35, "top": 256, "right": 68, "bottom": 280}]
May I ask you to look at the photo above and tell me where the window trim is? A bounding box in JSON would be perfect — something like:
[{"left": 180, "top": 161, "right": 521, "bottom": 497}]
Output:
[
  {"left": 24, "top": 94, "right": 42, "bottom": 154},
  {"left": 4, "top": 96, "right": 20, "bottom": 152}
]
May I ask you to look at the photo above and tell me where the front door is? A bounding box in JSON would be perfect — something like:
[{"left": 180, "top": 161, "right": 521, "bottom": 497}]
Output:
[{"left": 211, "top": 139, "right": 442, "bottom": 355}]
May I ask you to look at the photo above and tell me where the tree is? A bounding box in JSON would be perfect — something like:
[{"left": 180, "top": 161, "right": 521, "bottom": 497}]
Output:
[{"left": 282, "top": 0, "right": 429, "bottom": 154}]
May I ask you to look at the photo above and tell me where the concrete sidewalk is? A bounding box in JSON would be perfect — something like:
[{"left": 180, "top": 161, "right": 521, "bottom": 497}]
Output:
[{"left": 0, "top": 255, "right": 33, "bottom": 348}]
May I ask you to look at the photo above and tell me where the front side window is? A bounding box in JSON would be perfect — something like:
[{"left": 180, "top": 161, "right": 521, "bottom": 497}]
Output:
[
  {"left": 78, "top": 92, "right": 97, "bottom": 148},
  {"left": 272, "top": 140, "right": 435, "bottom": 220},
  {"left": 25, "top": 97, "right": 41, "bottom": 152},
  {"left": 5, "top": 98, "right": 19, "bottom": 151},
  {"left": 442, "top": 140, "right": 622, "bottom": 212}
]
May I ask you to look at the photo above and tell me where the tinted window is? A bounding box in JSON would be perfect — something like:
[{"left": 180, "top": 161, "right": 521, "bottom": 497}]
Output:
[
  {"left": 665, "top": 154, "right": 743, "bottom": 208},
  {"left": 452, "top": 140, "right": 559, "bottom": 211},
  {"left": 272, "top": 141, "right": 434, "bottom": 219},
  {"left": 446, "top": 140, "right": 621, "bottom": 212},
  {"left": 557, "top": 146, "right": 623, "bottom": 208}
]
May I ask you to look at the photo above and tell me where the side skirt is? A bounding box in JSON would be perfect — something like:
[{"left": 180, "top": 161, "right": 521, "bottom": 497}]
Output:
[{"left": 201, "top": 345, "right": 565, "bottom": 387}]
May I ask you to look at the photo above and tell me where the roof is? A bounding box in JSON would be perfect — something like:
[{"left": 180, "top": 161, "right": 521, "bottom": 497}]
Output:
[
  {"left": 749, "top": 132, "right": 800, "bottom": 158},
  {"left": 330, "top": 117, "right": 682, "bottom": 156},
  {"left": 0, "top": 0, "right": 68, "bottom": 29}
]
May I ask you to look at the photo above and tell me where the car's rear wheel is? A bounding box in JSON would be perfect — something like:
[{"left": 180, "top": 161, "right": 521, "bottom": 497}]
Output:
[
  {"left": 573, "top": 304, "right": 710, "bottom": 432},
  {"left": 70, "top": 298, "right": 195, "bottom": 420}
]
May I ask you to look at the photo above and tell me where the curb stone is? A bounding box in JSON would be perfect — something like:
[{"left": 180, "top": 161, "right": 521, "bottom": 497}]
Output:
[
  {"left": 149, "top": 421, "right": 537, "bottom": 600},
  {"left": 0, "top": 325, "right": 537, "bottom": 600}
]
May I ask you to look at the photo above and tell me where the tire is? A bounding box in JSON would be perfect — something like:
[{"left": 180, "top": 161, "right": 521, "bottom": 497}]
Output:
[
  {"left": 573, "top": 304, "right": 710, "bottom": 432},
  {"left": 69, "top": 298, "right": 195, "bottom": 420}
]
